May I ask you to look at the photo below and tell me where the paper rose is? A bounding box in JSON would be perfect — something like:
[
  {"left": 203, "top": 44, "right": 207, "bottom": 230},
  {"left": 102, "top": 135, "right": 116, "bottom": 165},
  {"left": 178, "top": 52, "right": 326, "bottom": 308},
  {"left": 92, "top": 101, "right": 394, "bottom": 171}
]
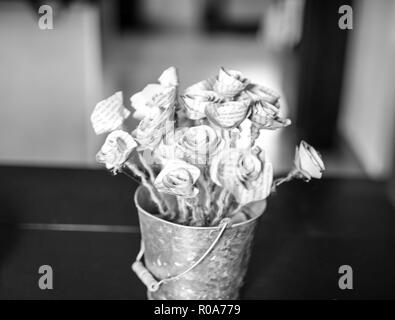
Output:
[
  {"left": 205, "top": 100, "right": 250, "bottom": 129},
  {"left": 154, "top": 160, "right": 201, "bottom": 198},
  {"left": 130, "top": 85, "right": 176, "bottom": 120},
  {"left": 213, "top": 67, "right": 249, "bottom": 99},
  {"left": 132, "top": 104, "right": 174, "bottom": 151},
  {"left": 90, "top": 92, "right": 130, "bottom": 135},
  {"left": 176, "top": 125, "right": 225, "bottom": 165},
  {"left": 294, "top": 141, "right": 325, "bottom": 180},
  {"left": 250, "top": 101, "right": 291, "bottom": 131},
  {"left": 210, "top": 147, "right": 273, "bottom": 204},
  {"left": 96, "top": 130, "right": 137, "bottom": 173},
  {"left": 130, "top": 67, "right": 177, "bottom": 120},
  {"left": 246, "top": 83, "right": 281, "bottom": 106},
  {"left": 180, "top": 90, "right": 224, "bottom": 120}
]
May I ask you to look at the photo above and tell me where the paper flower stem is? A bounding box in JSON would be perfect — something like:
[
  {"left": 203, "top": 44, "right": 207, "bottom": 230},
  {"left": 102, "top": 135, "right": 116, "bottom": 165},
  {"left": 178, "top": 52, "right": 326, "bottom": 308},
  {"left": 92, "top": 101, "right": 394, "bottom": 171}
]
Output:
[
  {"left": 200, "top": 168, "right": 212, "bottom": 217},
  {"left": 180, "top": 197, "right": 203, "bottom": 226},
  {"left": 138, "top": 153, "right": 156, "bottom": 183},
  {"left": 119, "top": 169, "right": 142, "bottom": 185},
  {"left": 212, "top": 188, "right": 231, "bottom": 225},
  {"left": 251, "top": 125, "right": 260, "bottom": 146},
  {"left": 271, "top": 168, "right": 299, "bottom": 192},
  {"left": 230, "top": 129, "right": 239, "bottom": 148},
  {"left": 138, "top": 152, "right": 175, "bottom": 217},
  {"left": 188, "top": 199, "right": 205, "bottom": 226},
  {"left": 177, "top": 197, "right": 189, "bottom": 224},
  {"left": 124, "top": 161, "right": 168, "bottom": 217},
  {"left": 137, "top": 151, "right": 176, "bottom": 216},
  {"left": 229, "top": 203, "right": 244, "bottom": 218},
  {"left": 204, "top": 181, "right": 211, "bottom": 215},
  {"left": 221, "top": 129, "right": 231, "bottom": 148}
]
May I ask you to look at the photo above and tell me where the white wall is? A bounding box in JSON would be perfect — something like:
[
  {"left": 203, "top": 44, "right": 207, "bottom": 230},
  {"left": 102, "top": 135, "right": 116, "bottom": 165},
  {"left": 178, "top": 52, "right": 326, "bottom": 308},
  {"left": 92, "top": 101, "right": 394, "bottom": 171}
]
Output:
[
  {"left": 0, "top": 1, "right": 102, "bottom": 167},
  {"left": 339, "top": 0, "right": 395, "bottom": 178}
]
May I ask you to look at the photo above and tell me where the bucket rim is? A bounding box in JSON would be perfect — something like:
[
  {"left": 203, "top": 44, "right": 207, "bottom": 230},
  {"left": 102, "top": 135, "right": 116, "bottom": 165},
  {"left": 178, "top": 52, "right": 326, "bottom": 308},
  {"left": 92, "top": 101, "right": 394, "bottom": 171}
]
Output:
[{"left": 134, "top": 186, "right": 265, "bottom": 230}]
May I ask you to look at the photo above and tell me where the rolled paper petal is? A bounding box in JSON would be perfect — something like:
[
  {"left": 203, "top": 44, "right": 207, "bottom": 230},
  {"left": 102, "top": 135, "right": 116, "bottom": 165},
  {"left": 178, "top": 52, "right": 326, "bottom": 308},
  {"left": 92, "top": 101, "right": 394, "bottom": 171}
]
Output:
[
  {"left": 91, "top": 92, "right": 130, "bottom": 135},
  {"left": 130, "top": 91, "right": 160, "bottom": 120},
  {"left": 133, "top": 122, "right": 165, "bottom": 151},
  {"left": 176, "top": 125, "right": 225, "bottom": 165},
  {"left": 210, "top": 148, "right": 241, "bottom": 187},
  {"left": 210, "top": 147, "right": 273, "bottom": 204},
  {"left": 205, "top": 100, "right": 250, "bottom": 129},
  {"left": 96, "top": 130, "right": 137, "bottom": 173},
  {"left": 158, "top": 66, "right": 179, "bottom": 87},
  {"left": 184, "top": 76, "right": 216, "bottom": 94},
  {"left": 141, "top": 84, "right": 176, "bottom": 110},
  {"left": 306, "top": 142, "right": 325, "bottom": 170},
  {"left": 130, "top": 68, "right": 177, "bottom": 120},
  {"left": 236, "top": 151, "right": 262, "bottom": 189},
  {"left": 132, "top": 106, "right": 174, "bottom": 150},
  {"left": 234, "top": 158, "right": 273, "bottom": 204},
  {"left": 213, "top": 67, "right": 249, "bottom": 98},
  {"left": 180, "top": 90, "right": 224, "bottom": 120},
  {"left": 154, "top": 160, "right": 201, "bottom": 198},
  {"left": 235, "top": 90, "right": 253, "bottom": 104},
  {"left": 250, "top": 101, "right": 291, "bottom": 130},
  {"left": 180, "top": 95, "right": 205, "bottom": 120},
  {"left": 133, "top": 117, "right": 161, "bottom": 149},
  {"left": 246, "top": 83, "right": 281, "bottom": 106},
  {"left": 295, "top": 141, "right": 325, "bottom": 180}
]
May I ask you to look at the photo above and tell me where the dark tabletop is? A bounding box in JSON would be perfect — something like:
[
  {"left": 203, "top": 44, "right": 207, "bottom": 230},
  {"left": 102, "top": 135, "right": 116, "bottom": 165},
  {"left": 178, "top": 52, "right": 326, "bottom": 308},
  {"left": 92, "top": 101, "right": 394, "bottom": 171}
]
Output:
[{"left": 0, "top": 166, "right": 394, "bottom": 299}]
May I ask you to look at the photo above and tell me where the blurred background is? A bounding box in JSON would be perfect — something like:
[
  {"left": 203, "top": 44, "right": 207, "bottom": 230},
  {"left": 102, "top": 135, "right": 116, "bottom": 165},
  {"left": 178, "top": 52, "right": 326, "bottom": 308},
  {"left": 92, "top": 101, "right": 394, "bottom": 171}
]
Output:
[{"left": 0, "top": 0, "right": 394, "bottom": 202}]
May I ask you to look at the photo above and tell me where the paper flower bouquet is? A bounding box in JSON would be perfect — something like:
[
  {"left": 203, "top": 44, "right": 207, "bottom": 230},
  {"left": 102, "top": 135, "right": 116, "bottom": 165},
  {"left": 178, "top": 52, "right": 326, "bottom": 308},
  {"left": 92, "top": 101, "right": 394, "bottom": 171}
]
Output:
[{"left": 90, "top": 67, "right": 325, "bottom": 300}]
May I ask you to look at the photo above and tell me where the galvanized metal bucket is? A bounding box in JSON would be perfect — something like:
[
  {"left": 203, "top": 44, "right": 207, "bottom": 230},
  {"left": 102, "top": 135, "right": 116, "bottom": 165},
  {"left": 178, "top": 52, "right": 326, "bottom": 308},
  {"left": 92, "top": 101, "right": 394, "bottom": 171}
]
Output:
[{"left": 132, "top": 186, "right": 266, "bottom": 300}]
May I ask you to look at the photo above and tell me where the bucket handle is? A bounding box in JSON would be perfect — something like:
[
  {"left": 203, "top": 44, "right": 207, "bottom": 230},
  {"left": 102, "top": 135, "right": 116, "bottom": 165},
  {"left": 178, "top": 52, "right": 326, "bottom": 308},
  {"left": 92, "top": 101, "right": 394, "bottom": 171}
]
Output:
[{"left": 131, "top": 218, "right": 230, "bottom": 292}]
